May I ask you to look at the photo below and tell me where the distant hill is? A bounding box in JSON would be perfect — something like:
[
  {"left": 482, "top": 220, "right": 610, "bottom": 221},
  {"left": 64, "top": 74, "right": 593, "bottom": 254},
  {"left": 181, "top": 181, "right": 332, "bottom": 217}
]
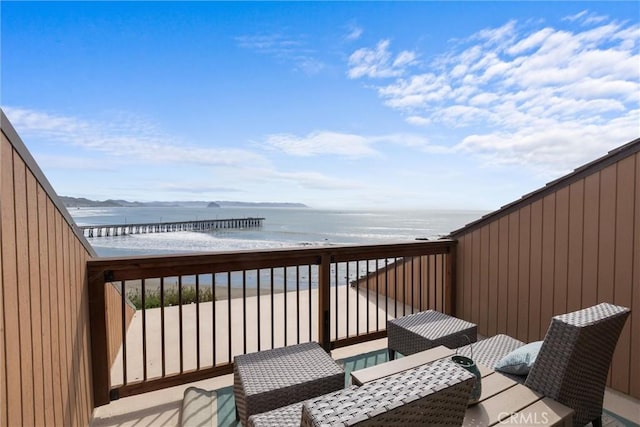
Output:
[
  {"left": 60, "top": 196, "right": 307, "bottom": 209},
  {"left": 60, "top": 196, "right": 121, "bottom": 207}
]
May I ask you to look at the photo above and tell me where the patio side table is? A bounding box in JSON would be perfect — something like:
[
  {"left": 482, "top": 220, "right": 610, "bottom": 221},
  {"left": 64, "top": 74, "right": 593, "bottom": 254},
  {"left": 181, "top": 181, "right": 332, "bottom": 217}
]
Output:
[
  {"left": 233, "top": 341, "right": 344, "bottom": 426},
  {"left": 387, "top": 310, "right": 477, "bottom": 360}
]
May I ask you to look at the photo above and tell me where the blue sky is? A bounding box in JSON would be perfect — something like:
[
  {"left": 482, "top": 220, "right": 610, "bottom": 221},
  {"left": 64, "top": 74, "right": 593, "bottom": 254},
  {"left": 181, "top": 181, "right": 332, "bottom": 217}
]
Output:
[{"left": 2, "top": 1, "right": 638, "bottom": 210}]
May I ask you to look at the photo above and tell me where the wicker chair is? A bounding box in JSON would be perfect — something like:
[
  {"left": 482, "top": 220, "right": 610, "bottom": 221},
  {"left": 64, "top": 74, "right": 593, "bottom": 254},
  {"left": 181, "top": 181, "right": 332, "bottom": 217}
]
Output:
[{"left": 458, "top": 302, "right": 630, "bottom": 427}]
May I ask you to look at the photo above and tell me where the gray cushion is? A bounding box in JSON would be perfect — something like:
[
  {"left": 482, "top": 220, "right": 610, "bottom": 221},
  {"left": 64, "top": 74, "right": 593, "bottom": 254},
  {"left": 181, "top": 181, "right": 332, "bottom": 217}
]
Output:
[{"left": 494, "top": 341, "right": 543, "bottom": 375}]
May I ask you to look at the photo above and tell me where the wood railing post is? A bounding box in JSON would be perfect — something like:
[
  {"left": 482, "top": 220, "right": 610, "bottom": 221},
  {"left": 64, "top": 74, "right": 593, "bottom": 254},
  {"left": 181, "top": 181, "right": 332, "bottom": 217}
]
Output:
[
  {"left": 318, "top": 254, "right": 332, "bottom": 352},
  {"left": 88, "top": 268, "right": 111, "bottom": 407}
]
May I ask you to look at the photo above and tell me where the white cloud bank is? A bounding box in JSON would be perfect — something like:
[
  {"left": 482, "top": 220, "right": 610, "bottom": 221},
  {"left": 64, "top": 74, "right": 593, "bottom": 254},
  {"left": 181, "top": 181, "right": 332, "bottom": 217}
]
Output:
[
  {"left": 3, "top": 107, "right": 268, "bottom": 167},
  {"left": 348, "top": 13, "right": 640, "bottom": 177},
  {"left": 263, "top": 130, "right": 449, "bottom": 157}
]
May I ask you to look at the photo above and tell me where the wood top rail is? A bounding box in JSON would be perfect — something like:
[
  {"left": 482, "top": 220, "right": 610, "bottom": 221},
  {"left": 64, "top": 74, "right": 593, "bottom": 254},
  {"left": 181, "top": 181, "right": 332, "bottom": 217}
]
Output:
[{"left": 87, "top": 240, "right": 456, "bottom": 281}]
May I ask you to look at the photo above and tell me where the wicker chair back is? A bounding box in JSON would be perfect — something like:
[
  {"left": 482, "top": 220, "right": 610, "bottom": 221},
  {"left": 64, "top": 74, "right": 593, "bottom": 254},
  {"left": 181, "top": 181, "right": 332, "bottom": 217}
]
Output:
[{"left": 525, "top": 303, "right": 630, "bottom": 427}]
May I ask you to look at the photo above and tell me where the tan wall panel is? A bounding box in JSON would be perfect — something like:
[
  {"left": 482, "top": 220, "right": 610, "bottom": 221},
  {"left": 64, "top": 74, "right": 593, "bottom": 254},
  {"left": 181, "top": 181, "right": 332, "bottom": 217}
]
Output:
[
  {"left": 27, "top": 171, "right": 45, "bottom": 427},
  {"left": 14, "top": 153, "right": 36, "bottom": 426},
  {"left": 471, "top": 229, "right": 481, "bottom": 325},
  {"left": 528, "top": 199, "right": 543, "bottom": 342},
  {"left": 37, "top": 187, "right": 56, "bottom": 423},
  {"left": 507, "top": 212, "right": 520, "bottom": 338},
  {"left": 487, "top": 221, "right": 499, "bottom": 337},
  {"left": 517, "top": 205, "right": 531, "bottom": 341},
  {"left": 553, "top": 187, "right": 569, "bottom": 318},
  {"left": 462, "top": 233, "right": 472, "bottom": 318},
  {"left": 65, "top": 226, "right": 78, "bottom": 427},
  {"left": 47, "top": 199, "right": 63, "bottom": 426},
  {"left": 582, "top": 173, "right": 600, "bottom": 307},
  {"left": 632, "top": 153, "right": 640, "bottom": 398},
  {"left": 611, "top": 155, "right": 635, "bottom": 392},
  {"left": 567, "top": 180, "right": 584, "bottom": 312},
  {"left": 1, "top": 123, "right": 94, "bottom": 425},
  {"left": 1, "top": 137, "right": 21, "bottom": 426},
  {"left": 496, "top": 216, "right": 509, "bottom": 334},
  {"left": 479, "top": 226, "right": 490, "bottom": 334},
  {"left": 454, "top": 150, "right": 640, "bottom": 399},
  {"left": 0, "top": 147, "right": 6, "bottom": 427},
  {"left": 56, "top": 214, "right": 72, "bottom": 424},
  {"left": 598, "top": 166, "right": 617, "bottom": 303},
  {"left": 540, "top": 194, "right": 556, "bottom": 339},
  {"left": 437, "top": 254, "right": 445, "bottom": 312}
]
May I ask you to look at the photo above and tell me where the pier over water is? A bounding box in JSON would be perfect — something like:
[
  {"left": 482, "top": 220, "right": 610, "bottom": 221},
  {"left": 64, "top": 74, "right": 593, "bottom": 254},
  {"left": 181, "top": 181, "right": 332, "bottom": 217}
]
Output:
[{"left": 80, "top": 217, "right": 264, "bottom": 238}]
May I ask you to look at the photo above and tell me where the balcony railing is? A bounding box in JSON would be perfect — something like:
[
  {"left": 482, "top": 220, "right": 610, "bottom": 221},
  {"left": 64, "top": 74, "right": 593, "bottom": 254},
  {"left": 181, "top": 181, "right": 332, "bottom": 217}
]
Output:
[{"left": 88, "top": 240, "right": 456, "bottom": 406}]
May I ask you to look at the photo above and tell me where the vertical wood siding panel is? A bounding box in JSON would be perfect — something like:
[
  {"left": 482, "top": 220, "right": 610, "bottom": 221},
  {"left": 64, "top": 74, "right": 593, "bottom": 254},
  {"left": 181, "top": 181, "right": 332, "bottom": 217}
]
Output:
[
  {"left": 3, "top": 124, "right": 95, "bottom": 423},
  {"left": 598, "top": 165, "right": 617, "bottom": 304},
  {"left": 60, "top": 221, "right": 73, "bottom": 425},
  {"left": 554, "top": 187, "right": 570, "bottom": 319},
  {"left": 487, "top": 221, "right": 499, "bottom": 337},
  {"left": 479, "top": 226, "right": 490, "bottom": 335},
  {"left": 26, "top": 171, "right": 45, "bottom": 427},
  {"left": 0, "top": 159, "right": 5, "bottom": 427},
  {"left": 517, "top": 205, "right": 531, "bottom": 342},
  {"left": 455, "top": 238, "right": 463, "bottom": 315},
  {"left": 497, "top": 216, "right": 509, "bottom": 334},
  {"left": 471, "top": 229, "right": 481, "bottom": 326},
  {"left": 582, "top": 173, "right": 600, "bottom": 307},
  {"left": 567, "top": 180, "right": 585, "bottom": 312},
  {"left": 74, "top": 241, "right": 86, "bottom": 425},
  {"left": 1, "top": 138, "right": 21, "bottom": 426},
  {"left": 13, "top": 155, "right": 35, "bottom": 426},
  {"left": 540, "top": 194, "right": 556, "bottom": 339},
  {"left": 56, "top": 214, "right": 68, "bottom": 423},
  {"left": 597, "top": 165, "right": 617, "bottom": 388},
  {"left": 632, "top": 153, "right": 640, "bottom": 399},
  {"left": 37, "top": 187, "right": 55, "bottom": 424},
  {"left": 437, "top": 254, "right": 444, "bottom": 312},
  {"left": 75, "top": 235, "right": 88, "bottom": 426},
  {"left": 462, "top": 234, "right": 473, "bottom": 322},
  {"left": 67, "top": 226, "right": 79, "bottom": 427},
  {"left": 611, "top": 156, "right": 635, "bottom": 393},
  {"left": 507, "top": 212, "right": 520, "bottom": 338},
  {"left": 80, "top": 244, "right": 92, "bottom": 420},
  {"left": 528, "top": 199, "right": 543, "bottom": 342},
  {"left": 47, "top": 198, "right": 64, "bottom": 425}
]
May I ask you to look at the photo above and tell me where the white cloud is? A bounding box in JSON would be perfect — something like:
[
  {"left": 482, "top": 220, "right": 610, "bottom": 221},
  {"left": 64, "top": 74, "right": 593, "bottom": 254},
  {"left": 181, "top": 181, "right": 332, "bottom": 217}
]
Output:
[
  {"left": 473, "top": 20, "right": 517, "bottom": 47},
  {"left": 406, "top": 116, "right": 431, "bottom": 126},
  {"left": 158, "top": 182, "right": 243, "bottom": 194},
  {"left": 345, "top": 24, "right": 363, "bottom": 41},
  {"left": 3, "top": 107, "right": 269, "bottom": 167},
  {"left": 351, "top": 14, "right": 639, "bottom": 174},
  {"left": 348, "top": 40, "right": 417, "bottom": 79},
  {"left": 456, "top": 108, "right": 640, "bottom": 177},
  {"left": 34, "top": 154, "right": 117, "bottom": 171},
  {"left": 264, "top": 130, "right": 448, "bottom": 157},
  {"left": 563, "top": 10, "right": 609, "bottom": 26},
  {"left": 272, "top": 170, "right": 364, "bottom": 190},
  {"left": 235, "top": 33, "right": 324, "bottom": 75},
  {"left": 264, "top": 131, "right": 378, "bottom": 157}
]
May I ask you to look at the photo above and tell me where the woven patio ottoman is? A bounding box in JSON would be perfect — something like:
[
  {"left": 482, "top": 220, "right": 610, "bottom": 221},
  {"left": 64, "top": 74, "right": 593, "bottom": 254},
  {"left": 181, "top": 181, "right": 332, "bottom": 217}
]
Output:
[
  {"left": 233, "top": 341, "right": 344, "bottom": 426},
  {"left": 247, "top": 358, "right": 476, "bottom": 427},
  {"left": 387, "top": 310, "right": 477, "bottom": 360}
]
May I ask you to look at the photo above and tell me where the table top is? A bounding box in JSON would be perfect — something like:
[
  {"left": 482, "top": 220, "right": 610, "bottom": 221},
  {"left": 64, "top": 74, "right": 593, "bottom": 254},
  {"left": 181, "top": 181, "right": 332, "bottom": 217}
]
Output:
[{"left": 350, "top": 345, "right": 574, "bottom": 427}]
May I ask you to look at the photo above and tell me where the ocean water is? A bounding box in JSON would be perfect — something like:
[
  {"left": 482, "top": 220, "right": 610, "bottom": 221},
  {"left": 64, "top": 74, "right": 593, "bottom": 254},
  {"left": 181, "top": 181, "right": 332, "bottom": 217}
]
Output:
[{"left": 70, "top": 207, "right": 487, "bottom": 257}]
